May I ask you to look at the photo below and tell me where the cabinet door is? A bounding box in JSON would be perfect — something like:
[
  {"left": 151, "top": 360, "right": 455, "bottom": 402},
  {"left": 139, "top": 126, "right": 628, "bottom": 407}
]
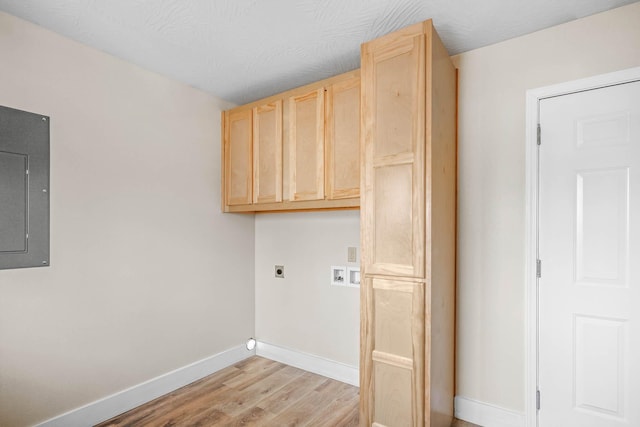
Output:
[
  {"left": 361, "top": 26, "right": 425, "bottom": 278},
  {"left": 288, "top": 88, "right": 324, "bottom": 201},
  {"left": 224, "top": 108, "right": 252, "bottom": 206},
  {"left": 253, "top": 101, "right": 282, "bottom": 204},
  {"left": 361, "top": 277, "right": 425, "bottom": 427},
  {"left": 325, "top": 75, "right": 361, "bottom": 200}
]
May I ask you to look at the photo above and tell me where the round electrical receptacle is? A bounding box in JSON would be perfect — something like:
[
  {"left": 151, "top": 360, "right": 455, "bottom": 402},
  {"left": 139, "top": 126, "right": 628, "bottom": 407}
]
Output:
[
  {"left": 246, "top": 338, "right": 257, "bottom": 351},
  {"left": 275, "top": 265, "right": 285, "bottom": 278}
]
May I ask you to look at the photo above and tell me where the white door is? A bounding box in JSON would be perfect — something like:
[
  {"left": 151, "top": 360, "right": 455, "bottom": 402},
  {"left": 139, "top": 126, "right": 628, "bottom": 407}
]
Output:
[{"left": 539, "top": 80, "right": 640, "bottom": 426}]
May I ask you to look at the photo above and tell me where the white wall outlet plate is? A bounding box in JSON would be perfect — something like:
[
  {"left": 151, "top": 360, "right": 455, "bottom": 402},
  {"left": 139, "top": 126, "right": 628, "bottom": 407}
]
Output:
[
  {"left": 347, "top": 247, "right": 357, "bottom": 263},
  {"left": 331, "top": 266, "right": 347, "bottom": 286},
  {"left": 347, "top": 266, "right": 361, "bottom": 287}
]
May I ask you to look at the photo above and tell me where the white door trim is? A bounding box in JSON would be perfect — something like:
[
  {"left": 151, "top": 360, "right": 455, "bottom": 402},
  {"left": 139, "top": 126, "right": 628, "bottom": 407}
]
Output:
[{"left": 525, "top": 66, "right": 640, "bottom": 427}]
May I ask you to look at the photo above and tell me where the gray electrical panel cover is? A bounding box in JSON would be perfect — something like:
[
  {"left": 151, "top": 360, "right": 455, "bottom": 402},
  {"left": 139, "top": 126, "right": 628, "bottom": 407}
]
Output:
[{"left": 0, "top": 105, "right": 50, "bottom": 269}]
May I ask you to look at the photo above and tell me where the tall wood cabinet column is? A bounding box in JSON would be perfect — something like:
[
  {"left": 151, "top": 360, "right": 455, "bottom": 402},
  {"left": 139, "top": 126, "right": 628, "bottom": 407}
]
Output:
[{"left": 360, "top": 20, "right": 457, "bottom": 427}]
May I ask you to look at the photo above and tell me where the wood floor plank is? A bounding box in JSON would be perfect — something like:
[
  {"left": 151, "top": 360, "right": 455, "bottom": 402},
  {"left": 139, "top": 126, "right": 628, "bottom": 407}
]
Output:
[
  {"left": 215, "top": 365, "right": 303, "bottom": 417},
  {"left": 169, "top": 406, "right": 232, "bottom": 427},
  {"left": 96, "top": 356, "right": 479, "bottom": 427},
  {"left": 257, "top": 371, "right": 327, "bottom": 415},
  {"left": 268, "top": 379, "right": 353, "bottom": 426},
  {"left": 227, "top": 406, "right": 275, "bottom": 426},
  {"left": 142, "top": 384, "right": 233, "bottom": 427},
  {"left": 303, "top": 383, "right": 359, "bottom": 427},
  {"left": 100, "top": 362, "right": 248, "bottom": 427},
  {"left": 222, "top": 358, "right": 284, "bottom": 391},
  {"left": 100, "top": 379, "right": 228, "bottom": 426},
  {"left": 332, "top": 403, "right": 360, "bottom": 427}
]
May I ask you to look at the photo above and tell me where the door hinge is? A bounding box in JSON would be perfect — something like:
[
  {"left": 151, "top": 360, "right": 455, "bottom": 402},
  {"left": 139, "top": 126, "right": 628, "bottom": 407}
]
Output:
[
  {"left": 536, "top": 259, "right": 542, "bottom": 278},
  {"left": 537, "top": 124, "right": 541, "bottom": 145},
  {"left": 537, "top": 389, "right": 541, "bottom": 410}
]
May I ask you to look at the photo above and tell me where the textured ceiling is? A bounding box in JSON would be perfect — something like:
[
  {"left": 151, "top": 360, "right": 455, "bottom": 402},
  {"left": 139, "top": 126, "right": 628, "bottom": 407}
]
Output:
[{"left": 0, "top": 0, "right": 637, "bottom": 104}]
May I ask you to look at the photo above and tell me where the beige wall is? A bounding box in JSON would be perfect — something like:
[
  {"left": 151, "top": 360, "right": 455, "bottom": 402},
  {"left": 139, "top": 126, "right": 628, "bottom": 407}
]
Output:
[
  {"left": 453, "top": 2, "right": 640, "bottom": 412},
  {"left": 255, "top": 211, "right": 360, "bottom": 367},
  {"left": 0, "top": 11, "right": 255, "bottom": 427}
]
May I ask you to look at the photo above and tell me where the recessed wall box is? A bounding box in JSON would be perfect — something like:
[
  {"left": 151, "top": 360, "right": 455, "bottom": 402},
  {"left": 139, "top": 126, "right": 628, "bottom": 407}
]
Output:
[
  {"left": 331, "top": 266, "right": 347, "bottom": 286},
  {"left": 347, "top": 267, "right": 361, "bottom": 287}
]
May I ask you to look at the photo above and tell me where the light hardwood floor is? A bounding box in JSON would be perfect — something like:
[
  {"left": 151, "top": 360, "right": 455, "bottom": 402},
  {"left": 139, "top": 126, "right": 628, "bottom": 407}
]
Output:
[
  {"left": 96, "top": 356, "right": 480, "bottom": 426},
  {"left": 451, "top": 419, "right": 480, "bottom": 427}
]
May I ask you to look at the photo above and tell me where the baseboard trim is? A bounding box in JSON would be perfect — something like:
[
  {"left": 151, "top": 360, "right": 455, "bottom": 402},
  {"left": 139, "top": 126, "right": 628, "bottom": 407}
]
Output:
[
  {"left": 256, "top": 341, "right": 359, "bottom": 386},
  {"left": 454, "top": 396, "right": 525, "bottom": 427},
  {"left": 37, "top": 344, "right": 254, "bottom": 427}
]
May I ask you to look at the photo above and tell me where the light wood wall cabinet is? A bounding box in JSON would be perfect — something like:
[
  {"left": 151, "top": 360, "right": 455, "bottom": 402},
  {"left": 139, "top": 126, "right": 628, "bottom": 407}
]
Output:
[
  {"left": 223, "top": 108, "right": 253, "bottom": 206},
  {"left": 325, "top": 75, "right": 361, "bottom": 199},
  {"left": 288, "top": 88, "right": 325, "bottom": 201},
  {"left": 222, "top": 70, "right": 361, "bottom": 213},
  {"left": 360, "top": 20, "right": 457, "bottom": 427},
  {"left": 253, "top": 100, "right": 283, "bottom": 204}
]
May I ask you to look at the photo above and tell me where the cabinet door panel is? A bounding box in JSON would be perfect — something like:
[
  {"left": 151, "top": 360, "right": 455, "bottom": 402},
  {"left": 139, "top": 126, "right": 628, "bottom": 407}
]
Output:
[
  {"left": 224, "top": 109, "right": 252, "bottom": 206},
  {"left": 253, "top": 101, "right": 282, "bottom": 204},
  {"left": 326, "top": 75, "right": 360, "bottom": 199},
  {"left": 373, "top": 163, "right": 414, "bottom": 269},
  {"left": 374, "top": 51, "right": 416, "bottom": 158},
  {"left": 362, "top": 32, "right": 425, "bottom": 278},
  {"left": 361, "top": 277, "right": 425, "bottom": 427},
  {"left": 289, "top": 89, "right": 324, "bottom": 201},
  {"left": 373, "top": 363, "right": 413, "bottom": 426}
]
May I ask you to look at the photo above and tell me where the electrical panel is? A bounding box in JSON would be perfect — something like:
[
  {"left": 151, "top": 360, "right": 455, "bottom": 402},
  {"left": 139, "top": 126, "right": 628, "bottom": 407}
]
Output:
[{"left": 0, "top": 105, "right": 50, "bottom": 269}]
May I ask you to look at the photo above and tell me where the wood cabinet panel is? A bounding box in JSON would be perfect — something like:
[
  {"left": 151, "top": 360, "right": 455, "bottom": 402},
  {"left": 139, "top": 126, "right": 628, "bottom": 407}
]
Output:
[
  {"left": 289, "top": 88, "right": 325, "bottom": 201},
  {"left": 224, "top": 108, "right": 252, "bottom": 206},
  {"left": 374, "top": 284, "right": 414, "bottom": 359},
  {"left": 360, "top": 277, "right": 425, "bottom": 427},
  {"left": 373, "top": 45, "right": 418, "bottom": 159},
  {"left": 425, "top": 23, "right": 458, "bottom": 426},
  {"left": 325, "top": 74, "right": 361, "bottom": 199},
  {"left": 360, "top": 20, "right": 457, "bottom": 427},
  {"left": 373, "top": 363, "right": 413, "bottom": 426},
  {"left": 372, "top": 163, "right": 414, "bottom": 272},
  {"left": 253, "top": 101, "right": 282, "bottom": 204},
  {"left": 362, "top": 29, "right": 425, "bottom": 278}
]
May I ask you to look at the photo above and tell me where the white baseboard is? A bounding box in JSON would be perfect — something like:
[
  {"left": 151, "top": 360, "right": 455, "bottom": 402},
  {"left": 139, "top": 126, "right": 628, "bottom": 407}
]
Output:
[
  {"left": 256, "top": 341, "right": 359, "bottom": 387},
  {"left": 37, "top": 344, "right": 254, "bottom": 427},
  {"left": 454, "top": 396, "right": 525, "bottom": 427}
]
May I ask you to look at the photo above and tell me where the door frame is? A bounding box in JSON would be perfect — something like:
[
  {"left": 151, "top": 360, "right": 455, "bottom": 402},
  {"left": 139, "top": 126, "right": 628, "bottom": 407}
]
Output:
[{"left": 524, "top": 66, "right": 640, "bottom": 427}]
